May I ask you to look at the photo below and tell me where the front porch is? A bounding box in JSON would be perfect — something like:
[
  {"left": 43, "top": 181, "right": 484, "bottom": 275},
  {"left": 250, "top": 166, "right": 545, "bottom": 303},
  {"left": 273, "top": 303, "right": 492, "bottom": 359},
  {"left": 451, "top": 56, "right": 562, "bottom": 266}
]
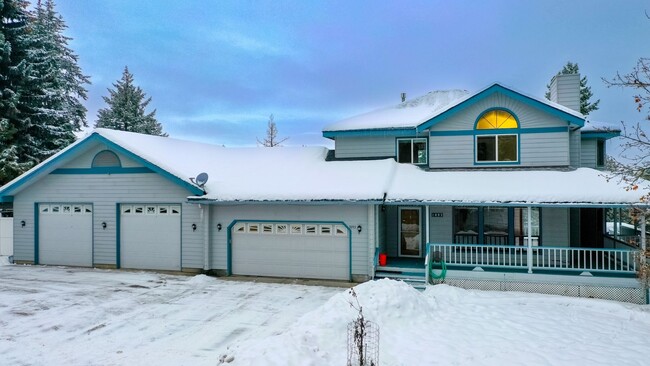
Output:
[{"left": 373, "top": 204, "right": 647, "bottom": 303}]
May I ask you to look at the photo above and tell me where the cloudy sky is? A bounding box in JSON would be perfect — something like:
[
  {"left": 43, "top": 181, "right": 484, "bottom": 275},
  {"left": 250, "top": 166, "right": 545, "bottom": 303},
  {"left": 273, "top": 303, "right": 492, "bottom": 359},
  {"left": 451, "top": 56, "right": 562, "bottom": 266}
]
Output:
[{"left": 56, "top": 0, "right": 648, "bottom": 149}]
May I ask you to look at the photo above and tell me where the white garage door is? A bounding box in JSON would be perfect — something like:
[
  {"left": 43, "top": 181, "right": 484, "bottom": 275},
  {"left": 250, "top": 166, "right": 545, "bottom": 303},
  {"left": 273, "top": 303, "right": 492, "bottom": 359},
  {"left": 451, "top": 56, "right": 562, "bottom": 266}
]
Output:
[
  {"left": 120, "top": 204, "right": 181, "bottom": 271},
  {"left": 232, "top": 222, "right": 349, "bottom": 280},
  {"left": 39, "top": 204, "right": 93, "bottom": 266}
]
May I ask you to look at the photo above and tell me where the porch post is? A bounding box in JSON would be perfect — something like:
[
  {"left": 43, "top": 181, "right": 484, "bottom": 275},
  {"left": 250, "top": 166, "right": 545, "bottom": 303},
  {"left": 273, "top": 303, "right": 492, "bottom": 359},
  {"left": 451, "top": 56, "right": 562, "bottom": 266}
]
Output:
[
  {"left": 527, "top": 206, "right": 533, "bottom": 274},
  {"left": 641, "top": 211, "right": 647, "bottom": 252},
  {"left": 425, "top": 205, "right": 430, "bottom": 248}
]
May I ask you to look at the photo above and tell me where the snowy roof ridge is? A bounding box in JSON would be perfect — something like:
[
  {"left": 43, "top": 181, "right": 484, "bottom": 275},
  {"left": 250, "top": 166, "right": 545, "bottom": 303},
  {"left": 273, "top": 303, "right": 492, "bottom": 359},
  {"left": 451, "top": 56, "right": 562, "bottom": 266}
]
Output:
[
  {"left": 582, "top": 119, "right": 621, "bottom": 132},
  {"left": 323, "top": 82, "right": 586, "bottom": 133}
]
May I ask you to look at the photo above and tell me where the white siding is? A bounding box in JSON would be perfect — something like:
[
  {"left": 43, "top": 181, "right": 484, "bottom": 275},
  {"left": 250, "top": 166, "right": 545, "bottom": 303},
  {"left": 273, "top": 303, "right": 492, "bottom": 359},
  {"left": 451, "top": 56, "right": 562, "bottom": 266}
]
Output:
[
  {"left": 542, "top": 207, "right": 570, "bottom": 247},
  {"left": 334, "top": 136, "right": 395, "bottom": 159},
  {"left": 12, "top": 173, "right": 203, "bottom": 269},
  {"left": 64, "top": 145, "right": 142, "bottom": 168},
  {"left": 429, "top": 135, "right": 474, "bottom": 168},
  {"left": 209, "top": 204, "right": 371, "bottom": 278},
  {"left": 581, "top": 139, "right": 598, "bottom": 168},
  {"left": 549, "top": 74, "right": 581, "bottom": 112}
]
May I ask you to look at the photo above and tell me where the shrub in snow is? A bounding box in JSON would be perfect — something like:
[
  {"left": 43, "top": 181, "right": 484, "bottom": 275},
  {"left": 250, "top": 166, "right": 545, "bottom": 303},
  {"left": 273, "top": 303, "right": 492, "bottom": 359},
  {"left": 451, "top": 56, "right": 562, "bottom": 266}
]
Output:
[{"left": 347, "top": 288, "right": 379, "bottom": 366}]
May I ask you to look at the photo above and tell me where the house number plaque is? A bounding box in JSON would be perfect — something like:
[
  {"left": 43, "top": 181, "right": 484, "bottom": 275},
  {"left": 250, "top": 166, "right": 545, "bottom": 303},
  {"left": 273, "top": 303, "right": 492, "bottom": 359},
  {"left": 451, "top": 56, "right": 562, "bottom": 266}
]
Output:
[{"left": 431, "top": 212, "right": 444, "bottom": 218}]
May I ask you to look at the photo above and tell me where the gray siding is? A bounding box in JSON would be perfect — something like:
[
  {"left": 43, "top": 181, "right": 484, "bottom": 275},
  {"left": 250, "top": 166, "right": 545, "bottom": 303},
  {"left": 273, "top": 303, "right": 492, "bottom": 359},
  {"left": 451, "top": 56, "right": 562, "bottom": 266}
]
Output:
[
  {"left": 12, "top": 147, "right": 204, "bottom": 269},
  {"left": 569, "top": 130, "right": 581, "bottom": 167},
  {"left": 541, "top": 207, "right": 570, "bottom": 247},
  {"left": 581, "top": 139, "right": 597, "bottom": 168},
  {"left": 428, "top": 206, "right": 453, "bottom": 243},
  {"left": 427, "top": 92, "right": 572, "bottom": 168},
  {"left": 428, "top": 93, "right": 570, "bottom": 132},
  {"left": 519, "top": 132, "right": 569, "bottom": 166},
  {"left": 429, "top": 132, "right": 569, "bottom": 168},
  {"left": 65, "top": 145, "right": 142, "bottom": 168},
  {"left": 549, "top": 74, "right": 581, "bottom": 112},
  {"left": 209, "top": 204, "right": 371, "bottom": 277},
  {"left": 335, "top": 136, "right": 395, "bottom": 159}
]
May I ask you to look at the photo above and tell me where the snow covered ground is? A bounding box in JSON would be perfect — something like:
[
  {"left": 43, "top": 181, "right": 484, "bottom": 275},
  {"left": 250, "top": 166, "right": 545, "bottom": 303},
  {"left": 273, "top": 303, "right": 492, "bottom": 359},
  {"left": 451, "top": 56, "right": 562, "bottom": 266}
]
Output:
[{"left": 1, "top": 263, "right": 649, "bottom": 366}]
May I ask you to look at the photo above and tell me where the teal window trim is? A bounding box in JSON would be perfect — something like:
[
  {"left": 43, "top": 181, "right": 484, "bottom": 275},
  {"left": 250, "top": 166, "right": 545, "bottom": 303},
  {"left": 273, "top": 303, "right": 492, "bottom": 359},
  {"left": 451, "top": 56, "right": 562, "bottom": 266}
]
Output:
[
  {"left": 51, "top": 167, "right": 154, "bottom": 175},
  {"left": 417, "top": 84, "right": 584, "bottom": 132},
  {"left": 430, "top": 126, "right": 568, "bottom": 136},
  {"left": 452, "top": 206, "right": 542, "bottom": 246},
  {"left": 395, "top": 137, "right": 428, "bottom": 165},
  {"left": 92, "top": 150, "right": 121, "bottom": 168},
  {"left": 474, "top": 134, "right": 520, "bottom": 165},
  {"left": 226, "top": 219, "right": 353, "bottom": 281},
  {"left": 473, "top": 107, "right": 521, "bottom": 130}
]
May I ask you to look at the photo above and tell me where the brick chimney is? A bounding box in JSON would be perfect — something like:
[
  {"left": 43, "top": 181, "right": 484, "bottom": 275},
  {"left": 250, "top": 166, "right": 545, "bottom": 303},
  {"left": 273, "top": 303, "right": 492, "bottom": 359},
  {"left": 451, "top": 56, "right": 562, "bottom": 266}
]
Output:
[{"left": 548, "top": 73, "right": 580, "bottom": 112}]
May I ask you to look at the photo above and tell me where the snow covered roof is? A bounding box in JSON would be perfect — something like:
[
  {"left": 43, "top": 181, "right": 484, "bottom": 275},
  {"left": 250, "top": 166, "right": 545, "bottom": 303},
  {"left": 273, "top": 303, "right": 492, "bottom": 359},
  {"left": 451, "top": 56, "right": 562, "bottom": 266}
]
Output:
[
  {"left": 1, "top": 128, "right": 645, "bottom": 206},
  {"left": 583, "top": 119, "right": 621, "bottom": 133},
  {"left": 323, "top": 90, "right": 469, "bottom": 132},
  {"left": 323, "top": 83, "right": 586, "bottom": 133}
]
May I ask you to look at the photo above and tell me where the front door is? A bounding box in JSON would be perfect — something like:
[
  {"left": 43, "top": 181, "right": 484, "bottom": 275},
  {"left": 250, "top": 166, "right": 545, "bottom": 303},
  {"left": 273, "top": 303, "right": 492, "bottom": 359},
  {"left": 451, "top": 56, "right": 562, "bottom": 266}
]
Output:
[{"left": 399, "top": 207, "right": 421, "bottom": 257}]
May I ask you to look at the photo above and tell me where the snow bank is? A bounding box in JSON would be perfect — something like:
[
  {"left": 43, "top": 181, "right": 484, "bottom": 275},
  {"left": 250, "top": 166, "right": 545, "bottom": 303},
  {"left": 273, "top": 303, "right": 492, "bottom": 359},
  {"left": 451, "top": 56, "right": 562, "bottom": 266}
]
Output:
[
  {"left": 0, "top": 255, "right": 12, "bottom": 266},
  {"left": 226, "top": 280, "right": 650, "bottom": 366}
]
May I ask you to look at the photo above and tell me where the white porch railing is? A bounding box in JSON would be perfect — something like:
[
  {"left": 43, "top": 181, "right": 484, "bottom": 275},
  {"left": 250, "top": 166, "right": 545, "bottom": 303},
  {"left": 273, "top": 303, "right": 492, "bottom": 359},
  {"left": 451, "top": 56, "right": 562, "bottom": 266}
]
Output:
[{"left": 428, "top": 243, "right": 638, "bottom": 274}]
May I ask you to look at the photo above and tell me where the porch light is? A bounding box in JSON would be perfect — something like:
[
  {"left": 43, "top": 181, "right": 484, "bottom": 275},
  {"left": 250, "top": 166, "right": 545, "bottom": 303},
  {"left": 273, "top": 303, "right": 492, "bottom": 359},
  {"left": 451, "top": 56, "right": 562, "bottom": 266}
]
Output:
[
  {"left": 102, "top": 222, "right": 107, "bottom": 230},
  {"left": 192, "top": 223, "right": 197, "bottom": 232},
  {"left": 217, "top": 223, "right": 222, "bottom": 231},
  {"left": 20, "top": 220, "right": 25, "bottom": 227},
  {"left": 357, "top": 225, "right": 362, "bottom": 234}
]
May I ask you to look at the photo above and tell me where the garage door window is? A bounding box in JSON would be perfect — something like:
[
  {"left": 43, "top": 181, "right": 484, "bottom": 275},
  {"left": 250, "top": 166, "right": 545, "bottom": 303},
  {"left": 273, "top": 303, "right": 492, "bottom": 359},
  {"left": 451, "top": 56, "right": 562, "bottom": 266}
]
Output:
[
  {"left": 335, "top": 225, "right": 346, "bottom": 236},
  {"left": 320, "top": 225, "right": 332, "bottom": 235},
  {"left": 171, "top": 206, "right": 181, "bottom": 215},
  {"left": 158, "top": 206, "right": 168, "bottom": 214},
  {"left": 291, "top": 224, "right": 302, "bottom": 234},
  {"left": 305, "top": 225, "right": 317, "bottom": 235},
  {"left": 62, "top": 205, "right": 71, "bottom": 213},
  {"left": 41, "top": 204, "right": 91, "bottom": 214},
  {"left": 247, "top": 224, "right": 259, "bottom": 233},
  {"left": 276, "top": 224, "right": 287, "bottom": 234}
]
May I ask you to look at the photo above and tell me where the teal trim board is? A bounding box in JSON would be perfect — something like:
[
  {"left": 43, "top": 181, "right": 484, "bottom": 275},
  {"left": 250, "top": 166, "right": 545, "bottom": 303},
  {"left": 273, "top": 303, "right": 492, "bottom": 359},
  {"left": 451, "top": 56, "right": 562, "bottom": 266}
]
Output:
[
  {"left": 430, "top": 126, "right": 568, "bottom": 136},
  {"left": 115, "top": 203, "right": 121, "bottom": 268},
  {"left": 0, "top": 132, "right": 205, "bottom": 197},
  {"left": 34, "top": 202, "right": 39, "bottom": 264},
  {"left": 581, "top": 132, "right": 620, "bottom": 140},
  {"left": 417, "top": 84, "right": 584, "bottom": 132},
  {"left": 51, "top": 167, "right": 154, "bottom": 174},
  {"left": 323, "top": 128, "right": 417, "bottom": 139},
  {"left": 227, "top": 219, "right": 353, "bottom": 281},
  {"left": 0, "top": 196, "right": 13, "bottom": 203}
]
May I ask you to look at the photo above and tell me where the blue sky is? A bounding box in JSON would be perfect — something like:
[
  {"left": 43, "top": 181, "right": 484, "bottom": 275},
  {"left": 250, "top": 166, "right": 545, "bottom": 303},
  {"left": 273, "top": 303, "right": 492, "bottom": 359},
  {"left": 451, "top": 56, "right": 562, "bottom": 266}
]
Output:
[{"left": 56, "top": 0, "right": 648, "bottom": 148}]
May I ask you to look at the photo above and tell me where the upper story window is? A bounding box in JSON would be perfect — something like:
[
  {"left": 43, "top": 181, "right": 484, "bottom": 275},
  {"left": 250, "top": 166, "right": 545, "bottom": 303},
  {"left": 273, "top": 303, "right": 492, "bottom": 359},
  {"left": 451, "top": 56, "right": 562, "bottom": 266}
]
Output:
[
  {"left": 92, "top": 150, "right": 121, "bottom": 168},
  {"left": 475, "top": 109, "right": 519, "bottom": 163},
  {"left": 596, "top": 140, "right": 605, "bottom": 167},
  {"left": 397, "top": 138, "right": 427, "bottom": 165}
]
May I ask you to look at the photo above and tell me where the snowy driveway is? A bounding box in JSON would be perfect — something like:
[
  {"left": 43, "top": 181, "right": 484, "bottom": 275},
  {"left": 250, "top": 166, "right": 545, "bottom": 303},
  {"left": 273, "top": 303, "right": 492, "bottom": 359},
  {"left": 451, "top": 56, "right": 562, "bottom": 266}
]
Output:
[
  {"left": 2, "top": 264, "right": 650, "bottom": 366},
  {"left": 0, "top": 265, "right": 342, "bottom": 366}
]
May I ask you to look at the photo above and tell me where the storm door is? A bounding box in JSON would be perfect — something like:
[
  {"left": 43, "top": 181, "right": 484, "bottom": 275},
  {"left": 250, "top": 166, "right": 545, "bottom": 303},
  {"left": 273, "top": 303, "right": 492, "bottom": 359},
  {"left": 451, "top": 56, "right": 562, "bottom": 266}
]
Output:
[{"left": 399, "top": 207, "right": 421, "bottom": 257}]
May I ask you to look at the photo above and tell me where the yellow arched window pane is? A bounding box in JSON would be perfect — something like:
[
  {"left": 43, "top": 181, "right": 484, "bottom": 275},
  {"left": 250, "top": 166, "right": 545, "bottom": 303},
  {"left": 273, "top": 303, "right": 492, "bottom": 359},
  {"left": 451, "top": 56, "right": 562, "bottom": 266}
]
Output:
[{"left": 476, "top": 110, "right": 518, "bottom": 129}]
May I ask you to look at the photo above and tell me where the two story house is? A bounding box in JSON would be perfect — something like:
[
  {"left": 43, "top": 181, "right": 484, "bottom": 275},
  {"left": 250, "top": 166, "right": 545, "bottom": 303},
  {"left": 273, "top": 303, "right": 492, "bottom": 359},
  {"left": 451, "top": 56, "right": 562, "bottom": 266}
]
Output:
[{"left": 0, "top": 74, "right": 646, "bottom": 303}]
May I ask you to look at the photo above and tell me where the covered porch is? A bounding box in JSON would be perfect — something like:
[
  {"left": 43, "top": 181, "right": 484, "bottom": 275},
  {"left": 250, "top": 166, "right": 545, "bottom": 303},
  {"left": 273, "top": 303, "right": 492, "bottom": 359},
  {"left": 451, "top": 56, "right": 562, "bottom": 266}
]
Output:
[{"left": 373, "top": 204, "right": 647, "bottom": 301}]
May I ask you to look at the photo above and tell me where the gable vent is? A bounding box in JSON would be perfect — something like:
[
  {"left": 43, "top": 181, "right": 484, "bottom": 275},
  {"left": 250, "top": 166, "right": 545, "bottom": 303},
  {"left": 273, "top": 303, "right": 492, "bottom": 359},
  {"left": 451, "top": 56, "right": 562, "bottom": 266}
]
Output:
[{"left": 92, "top": 150, "right": 121, "bottom": 168}]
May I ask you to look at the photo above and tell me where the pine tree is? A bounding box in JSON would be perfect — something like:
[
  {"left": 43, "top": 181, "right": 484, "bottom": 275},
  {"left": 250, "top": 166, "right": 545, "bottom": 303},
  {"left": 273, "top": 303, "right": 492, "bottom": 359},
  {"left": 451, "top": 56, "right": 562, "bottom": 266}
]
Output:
[
  {"left": 95, "top": 66, "right": 167, "bottom": 136},
  {"left": 256, "top": 114, "right": 288, "bottom": 147},
  {"left": 0, "top": 0, "right": 33, "bottom": 184},
  {"left": 20, "top": 0, "right": 89, "bottom": 162},
  {"left": 545, "top": 61, "right": 600, "bottom": 115}
]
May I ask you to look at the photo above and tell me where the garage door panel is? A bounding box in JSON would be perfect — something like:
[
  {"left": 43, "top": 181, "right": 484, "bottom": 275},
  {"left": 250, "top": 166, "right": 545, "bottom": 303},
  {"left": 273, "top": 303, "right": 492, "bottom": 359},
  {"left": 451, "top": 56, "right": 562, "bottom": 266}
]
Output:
[
  {"left": 120, "top": 204, "right": 181, "bottom": 271},
  {"left": 39, "top": 204, "right": 92, "bottom": 267},
  {"left": 232, "top": 222, "right": 349, "bottom": 280}
]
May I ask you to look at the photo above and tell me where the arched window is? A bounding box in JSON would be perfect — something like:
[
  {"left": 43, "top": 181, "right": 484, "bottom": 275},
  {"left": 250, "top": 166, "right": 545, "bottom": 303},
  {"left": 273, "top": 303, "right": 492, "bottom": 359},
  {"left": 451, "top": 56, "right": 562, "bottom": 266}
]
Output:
[
  {"left": 475, "top": 109, "right": 519, "bottom": 163},
  {"left": 92, "top": 150, "right": 121, "bottom": 168}
]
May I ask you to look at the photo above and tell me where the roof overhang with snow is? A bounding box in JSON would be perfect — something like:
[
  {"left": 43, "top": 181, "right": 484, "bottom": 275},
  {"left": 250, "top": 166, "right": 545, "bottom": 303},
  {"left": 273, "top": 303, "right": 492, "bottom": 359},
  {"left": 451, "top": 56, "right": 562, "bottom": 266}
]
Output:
[{"left": 1, "top": 129, "right": 647, "bottom": 208}]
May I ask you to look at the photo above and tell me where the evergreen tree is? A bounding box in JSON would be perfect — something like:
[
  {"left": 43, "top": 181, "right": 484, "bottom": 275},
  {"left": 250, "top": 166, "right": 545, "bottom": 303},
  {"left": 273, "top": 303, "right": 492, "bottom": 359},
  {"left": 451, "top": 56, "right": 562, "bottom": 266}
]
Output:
[
  {"left": 256, "top": 114, "right": 288, "bottom": 147},
  {"left": 545, "top": 61, "right": 600, "bottom": 115},
  {"left": 0, "top": 0, "right": 89, "bottom": 185},
  {"left": 95, "top": 66, "right": 167, "bottom": 136},
  {"left": 20, "top": 0, "right": 89, "bottom": 162},
  {"left": 0, "top": 0, "right": 33, "bottom": 184}
]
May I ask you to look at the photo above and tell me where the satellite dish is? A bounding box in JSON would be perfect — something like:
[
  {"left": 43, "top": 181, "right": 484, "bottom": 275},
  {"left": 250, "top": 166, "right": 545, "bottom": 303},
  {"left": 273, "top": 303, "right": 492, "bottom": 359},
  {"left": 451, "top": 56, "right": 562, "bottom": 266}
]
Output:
[{"left": 195, "top": 172, "right": 209, "bottom": 188}]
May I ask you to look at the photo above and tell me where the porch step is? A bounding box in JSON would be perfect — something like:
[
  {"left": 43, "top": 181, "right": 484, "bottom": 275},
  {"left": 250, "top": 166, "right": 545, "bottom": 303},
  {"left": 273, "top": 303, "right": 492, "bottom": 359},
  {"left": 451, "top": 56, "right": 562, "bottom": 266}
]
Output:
[{"left": 375, "top": 270, "right": 427, "bottom": 290}]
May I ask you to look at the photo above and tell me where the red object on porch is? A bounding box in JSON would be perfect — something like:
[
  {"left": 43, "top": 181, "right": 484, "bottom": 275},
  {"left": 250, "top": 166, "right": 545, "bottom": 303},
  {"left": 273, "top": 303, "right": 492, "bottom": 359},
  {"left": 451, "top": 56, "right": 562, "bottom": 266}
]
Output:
[{"left": 379, "top": 253, "right": 387, "bottom": 266}]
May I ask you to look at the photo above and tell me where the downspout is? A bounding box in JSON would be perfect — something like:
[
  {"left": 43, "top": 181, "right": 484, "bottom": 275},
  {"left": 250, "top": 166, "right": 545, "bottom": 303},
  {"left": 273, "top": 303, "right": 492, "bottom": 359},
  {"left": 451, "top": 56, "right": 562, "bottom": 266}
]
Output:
[
  {"left": 202, "top": 204, "right": 210, "bottom": 271},
  {"left": 527, "top": 206, "right": 533, "bottom": 274}
]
